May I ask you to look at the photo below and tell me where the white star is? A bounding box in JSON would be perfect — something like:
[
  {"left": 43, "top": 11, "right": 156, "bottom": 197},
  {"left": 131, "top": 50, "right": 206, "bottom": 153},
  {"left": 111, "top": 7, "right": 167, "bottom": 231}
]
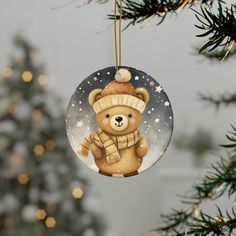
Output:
[
  {"left": 93, "top": 77, "right": 98, "bottom": 81},
  {"left": 164, "top": 101, "right": 170, "bottom": 107},
  {"left": 155, "top": 86, "right": 163, "bottom": 93},
  {"left": 76, "top": 120, "right": 84, "bottom": 127},
  {"left": 72, "top": 103, "right": 75, "bottom": 107},
  {"left": 149, "top": 81, "right": 155, "bottom": 86},
  {"left": 155, "top": 118, "right": 160, "bottom": 123},
  {"left": 107, "top": 72, "right": 110, "bottom": 75},
  {"left": 134, "top": 76, "right": 139, "bottom": 80}
]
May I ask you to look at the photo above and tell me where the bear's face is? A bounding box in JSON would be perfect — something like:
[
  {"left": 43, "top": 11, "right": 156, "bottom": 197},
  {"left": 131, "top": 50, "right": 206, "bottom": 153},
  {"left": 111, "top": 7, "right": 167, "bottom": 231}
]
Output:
[
  {"left": 88, "top": 86, "right": 149, "bottom": 136},
  {"left": 96, "top": 106, "right": 142, "bottom": 136}
]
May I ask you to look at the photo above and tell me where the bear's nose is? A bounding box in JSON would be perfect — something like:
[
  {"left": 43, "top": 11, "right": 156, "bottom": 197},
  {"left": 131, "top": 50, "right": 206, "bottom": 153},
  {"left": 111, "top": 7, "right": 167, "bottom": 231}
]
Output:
[{"left": 115, "top": 116, "right": 123, "bottom": 122}]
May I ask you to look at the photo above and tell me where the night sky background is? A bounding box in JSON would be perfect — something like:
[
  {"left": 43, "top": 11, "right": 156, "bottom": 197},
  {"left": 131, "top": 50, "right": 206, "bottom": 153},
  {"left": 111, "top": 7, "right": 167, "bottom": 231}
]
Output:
[{"left": 66, "top": 66, "right": 173, "bottom": 175}]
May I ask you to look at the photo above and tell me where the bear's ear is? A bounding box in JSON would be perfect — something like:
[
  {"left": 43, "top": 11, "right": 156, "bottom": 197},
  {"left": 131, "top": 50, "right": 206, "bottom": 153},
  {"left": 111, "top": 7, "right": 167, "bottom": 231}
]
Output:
[
  {"left": 136, "top": 88, "right": 149, "bottom": 104},
  {"left": 88, "top": 89, "right": 103, "bottom": 106}
]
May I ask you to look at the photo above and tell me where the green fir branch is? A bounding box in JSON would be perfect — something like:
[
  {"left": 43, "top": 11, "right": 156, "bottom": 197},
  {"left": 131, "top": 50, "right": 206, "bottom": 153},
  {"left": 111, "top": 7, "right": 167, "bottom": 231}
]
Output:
[
  {"left": 187, "top": 208, "right": 236, "bottom": 236},
  {"left": 194, "top": 46, "right": 236, "bottom": 61},
  {"left": 108, "top": 0, "right": 216, "bottom": 26},
  {"left": 186, "top": 157, "right": 236, "bottom": 204},
  {"left": 156, "top": 208, "right": 193, "bottom": 234},
  {"left": 194, "top": 3, "right": 236, "bottom": 60},
  {"left": 154, "top": 207, "right": 236, "bottom": 236},
  {"left": 200, "top": 92, "right": 236, "bottom": 108},
  {"left": 153, "top": 126, "right": 236, "bottom": 236}
]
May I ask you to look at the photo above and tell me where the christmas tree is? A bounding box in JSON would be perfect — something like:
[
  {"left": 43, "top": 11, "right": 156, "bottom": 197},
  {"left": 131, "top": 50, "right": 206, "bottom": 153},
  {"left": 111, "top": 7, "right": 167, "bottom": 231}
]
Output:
[
  {"left": 0, "top": 36, "right": 104, "bottom": 236},
  {"left": 108, "top": 0, "right": 236, "bottom": 235}
]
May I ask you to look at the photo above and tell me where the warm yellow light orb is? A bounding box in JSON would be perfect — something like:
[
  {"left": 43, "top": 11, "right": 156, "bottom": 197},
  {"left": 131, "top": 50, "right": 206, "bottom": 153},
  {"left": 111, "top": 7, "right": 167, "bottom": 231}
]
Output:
[
  {"left": 38, "top": 75, "right": 48, "bottom": 85},
  {"left": 7, "top": 104, "right": 16, "bottom": 114},
  {"left": 22, "top": 71, "right": 33, "bottom": 82},
  {"left": 45, "top": 217, "right": 56, "bottom": 228},
  {"left": 18, "top": 174, "right": 29, "bottom": 184},
  {"left": 72, "top": 187, "right": 84, "bottom": 199},
  {"left": 36, "top": 209, "right": 47, "bottom": 220},
  {"left": 3, "top": 67, "right": 13, "bottom": 77},
  {"left": 4, "top": 217, "right": 13, "bottom": 229},
  {"left": 32, "top": 110, "right": 43, "bottom": 120},
  {"left": 45, "top": 140, "right": 55, "bottom": 150},
  {"left": 33, "top": 145, "right": 45, "bottom": 156}
]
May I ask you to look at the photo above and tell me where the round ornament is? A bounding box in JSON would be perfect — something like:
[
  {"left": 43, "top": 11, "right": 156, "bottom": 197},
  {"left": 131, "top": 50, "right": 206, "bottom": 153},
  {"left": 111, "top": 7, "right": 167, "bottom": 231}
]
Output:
[{"left": 66, "top": 66, "right": 173, "bottom": 177}]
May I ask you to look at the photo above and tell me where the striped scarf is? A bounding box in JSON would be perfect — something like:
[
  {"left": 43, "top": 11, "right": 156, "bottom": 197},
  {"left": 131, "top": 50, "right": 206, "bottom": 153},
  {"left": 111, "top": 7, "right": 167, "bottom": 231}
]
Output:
[{"left": 79, "top": 128, "right": 141, "bottom": 164}]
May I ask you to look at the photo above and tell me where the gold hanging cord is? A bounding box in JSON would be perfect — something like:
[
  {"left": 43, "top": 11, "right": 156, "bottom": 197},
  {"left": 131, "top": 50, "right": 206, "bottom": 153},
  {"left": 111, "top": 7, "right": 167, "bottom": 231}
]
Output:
[{"left": 114, "top": 0, "right": 123, "bottom": 71}]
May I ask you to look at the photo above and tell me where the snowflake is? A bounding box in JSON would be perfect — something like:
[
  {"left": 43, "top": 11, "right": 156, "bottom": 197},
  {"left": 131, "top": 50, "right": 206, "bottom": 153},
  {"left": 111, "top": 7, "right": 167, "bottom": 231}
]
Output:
[{"left": 164, "top": 101, "right": 170, "bottom": 107}]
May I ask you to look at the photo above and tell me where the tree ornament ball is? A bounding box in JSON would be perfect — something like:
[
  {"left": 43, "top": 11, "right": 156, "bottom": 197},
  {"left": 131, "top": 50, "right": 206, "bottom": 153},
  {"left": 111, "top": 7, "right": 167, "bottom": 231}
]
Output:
[{"left": 66, "top": 66, "right": 173, "bottom": 177}]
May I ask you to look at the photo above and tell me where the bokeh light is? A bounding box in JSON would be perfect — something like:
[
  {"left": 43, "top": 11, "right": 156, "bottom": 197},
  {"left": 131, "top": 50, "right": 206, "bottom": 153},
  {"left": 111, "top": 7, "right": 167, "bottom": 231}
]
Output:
[
  {"left": 18, "top": 174, "right": 29, "bottom": 184},
  {"left": 3, "top": 67, "right": 13, "bottom": 77},
  {"left": 22, "top": 71, "right": 33, "bottom": 82},
  {"left": 45, "top": 140, "right": 55, "bottom": 150},
  {"left": 45, "top": 217, "right": 56, "bottom": 228},
  {"left": 33, "top": 144, "right": 45, "bottom": 156},
  {"left": 36, "top": 209, "right": 47, "bottom": 220},
  {"left": 37, "top": 75, "right": 48, "bottom": 85},
  {"left": 32, "top": 110, "right": 43, "bottom": 120},
  {"left": 72, "top": 187, "right": 84, "bottom": 199}
]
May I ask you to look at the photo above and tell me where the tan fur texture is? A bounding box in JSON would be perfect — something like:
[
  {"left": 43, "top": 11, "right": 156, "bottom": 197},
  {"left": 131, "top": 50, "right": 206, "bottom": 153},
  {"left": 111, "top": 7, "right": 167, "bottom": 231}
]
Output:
[{"left": 78, "top": 87, "right": 149, "bottom": 177}]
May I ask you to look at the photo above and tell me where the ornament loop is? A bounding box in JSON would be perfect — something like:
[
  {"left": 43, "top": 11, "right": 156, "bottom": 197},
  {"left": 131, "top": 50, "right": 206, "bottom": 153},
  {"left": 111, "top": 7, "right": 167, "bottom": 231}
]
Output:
[{"left": 114, "top": 0, "right": 123, "bottom": 71}]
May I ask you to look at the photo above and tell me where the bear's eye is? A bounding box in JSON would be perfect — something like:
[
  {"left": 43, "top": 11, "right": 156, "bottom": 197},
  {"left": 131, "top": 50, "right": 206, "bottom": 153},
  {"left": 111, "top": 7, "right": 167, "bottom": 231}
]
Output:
[
  {"left": 106, "top": 114, "right": 110, "bottom": 118},
  {"left": 128, "top": 114, "right": 132, "bottom": 118}
]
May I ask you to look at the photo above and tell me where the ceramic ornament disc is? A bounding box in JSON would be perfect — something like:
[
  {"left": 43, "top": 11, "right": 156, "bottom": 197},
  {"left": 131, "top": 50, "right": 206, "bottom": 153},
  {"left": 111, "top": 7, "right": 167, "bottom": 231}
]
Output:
[{"left": 66, "top": 66, "right": 173, "bottom": 177}]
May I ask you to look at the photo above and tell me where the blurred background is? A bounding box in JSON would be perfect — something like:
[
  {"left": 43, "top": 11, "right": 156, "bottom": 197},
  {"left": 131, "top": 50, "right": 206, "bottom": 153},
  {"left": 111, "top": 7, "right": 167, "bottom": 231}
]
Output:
[{"left": 0, "top": 0, "right": 235, "bottom": 236}]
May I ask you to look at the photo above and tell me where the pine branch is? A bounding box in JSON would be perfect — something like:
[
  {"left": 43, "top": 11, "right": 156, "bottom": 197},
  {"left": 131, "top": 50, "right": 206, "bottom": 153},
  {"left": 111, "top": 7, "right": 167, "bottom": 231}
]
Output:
[
  {"left": 155, "top": 207, "right": 236, "bottom": 236},
  {"left": 194, "top": 3, "right": 236, "bottom": 60},
  {"left": 185, "top": 156, "right": 236, "bottom": 204},
  {"left": 108, "top": 0, "right": 236, "bottom": 60},
  {"left": 153, "top": 126, "right": 236, "bottom": 236},
  {"left": 187, "top": 207, "right": 236, "bottom": 236},
  {"left": 194, "top": 46, "right": 236, "bottom": 61},
  {"left": 108, "top": 0, "right": 216, "bottom": 27},
  {"left": 157, "top": 208, "right": 193, "bottom": 234},
  {"left": 199, "top": 92, "right": 236, "bottom": 108}
]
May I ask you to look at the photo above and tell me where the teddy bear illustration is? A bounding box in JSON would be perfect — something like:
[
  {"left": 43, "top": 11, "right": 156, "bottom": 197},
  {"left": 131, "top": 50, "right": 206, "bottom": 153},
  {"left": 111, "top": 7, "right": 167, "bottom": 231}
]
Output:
[{"left": 77, "top": 68, "right": 149, "bottom": 177}]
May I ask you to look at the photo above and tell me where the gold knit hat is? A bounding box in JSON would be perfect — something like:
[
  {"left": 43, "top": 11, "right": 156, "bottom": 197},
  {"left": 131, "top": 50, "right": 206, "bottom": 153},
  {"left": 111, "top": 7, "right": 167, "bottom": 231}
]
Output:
[{"left": 91, "top": 69, "right": 147, "bottom": 114}]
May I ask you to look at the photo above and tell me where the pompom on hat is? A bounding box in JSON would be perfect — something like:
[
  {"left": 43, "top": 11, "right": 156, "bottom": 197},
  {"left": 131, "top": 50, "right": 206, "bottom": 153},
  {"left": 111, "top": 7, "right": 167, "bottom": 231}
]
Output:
[{"left": 89, "top": 68, "right": 149, "bottom": 114}]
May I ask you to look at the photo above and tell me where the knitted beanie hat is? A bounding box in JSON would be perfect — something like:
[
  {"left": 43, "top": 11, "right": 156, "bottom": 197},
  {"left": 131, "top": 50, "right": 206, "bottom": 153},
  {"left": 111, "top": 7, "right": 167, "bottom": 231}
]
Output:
[{"left": 91, "top": 69, "right": 147, "bottom": 114}]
